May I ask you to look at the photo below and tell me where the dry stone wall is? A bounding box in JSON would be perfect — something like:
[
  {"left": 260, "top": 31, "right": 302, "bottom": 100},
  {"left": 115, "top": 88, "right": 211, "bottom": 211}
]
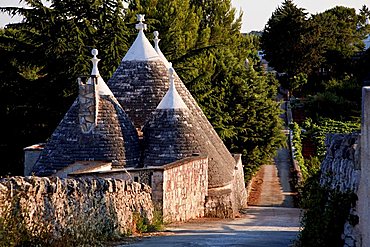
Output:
[
  {"left": 232, "top": 154, "right": 248, "bottom": 210},
  {"left": 320, "top": 133, "right": 361, "bottom": 247},
  {"left": 73, "top": 156, "right": 209, "bottom": 223},
  {"left": 204, "top": 185, "right": 234, "bottom": 218},
  {"left": 320, "top": 134, "right": 361, "bottom": 192},
  {"left": 0, "top": 176, "right": 153, "bottom": 237}
]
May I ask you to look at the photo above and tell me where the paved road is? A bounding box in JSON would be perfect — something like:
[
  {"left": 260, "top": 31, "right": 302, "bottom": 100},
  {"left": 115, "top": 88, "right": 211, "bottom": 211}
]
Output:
[
  {"left": 250, "top": 148, "right": 296, "bottom": 208},
  {"left": 124, "top": 207, "right": 300, "bottom": 247}
]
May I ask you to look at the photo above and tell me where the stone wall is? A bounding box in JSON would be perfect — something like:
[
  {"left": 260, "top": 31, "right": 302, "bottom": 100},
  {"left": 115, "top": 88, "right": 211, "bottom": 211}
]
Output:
[
  {"left": 359, "top": 86, "right": 370, "bottom": 247},
  {"left": 204, "top": 185, "right": 234, "bottom": 218},
  {"left": 320, "top": 134, "right": 361, "bottom": 192},
  {"left": 320, "top": 133, "right": 361, "bottom": 247},
  {"left": 161, "top": 156, "right": 208, "bottom": 223},
  {"left": 232, "top": 154, "right": 248, "bottom": 210},
  {"left": 0, "top": 176, "right": 153, "bottom": 237},
  {"left": 72, "top": 156, "right": 209, "bottom": 223}
]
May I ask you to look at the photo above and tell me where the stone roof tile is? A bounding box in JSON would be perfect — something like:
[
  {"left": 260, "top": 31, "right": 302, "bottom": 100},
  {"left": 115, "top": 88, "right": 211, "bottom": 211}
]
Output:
[{"left": 33, "top": 96, "right": 140, "bottom": 176}]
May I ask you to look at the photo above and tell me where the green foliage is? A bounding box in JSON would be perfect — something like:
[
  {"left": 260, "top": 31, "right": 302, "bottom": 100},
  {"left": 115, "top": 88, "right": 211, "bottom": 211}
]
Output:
[
  {"left": 289, "top": 73, "right": 308, "bottom": 93},
  {"left": 0, "top": 0, "right": 285, "bottom": 182},
  {"left": 303, "top": 156, "right": 321, "bottom": 178},
  {"left": 310, "top": 6, "right": 368, "bottom": 77},
  {"left": 132, "top": 209, "right": 163, "bottom": 233},
  {"left": 261, "top": 1, "right": 317, "bottom": 83},
  {"left": 296, "top": 173, "right": 358, "bottom": 247},
  {"left": 291, "top": 122, "right": 306, "bottom": 179},
  {"left": 305, "top": 75, "right": 362, "bottom": 121},
  {"left": 302, "top": 118, "right": 360, "bottom": 159},
  {"left": 262, "top": 1, "right": 370, "bottom": 95}
]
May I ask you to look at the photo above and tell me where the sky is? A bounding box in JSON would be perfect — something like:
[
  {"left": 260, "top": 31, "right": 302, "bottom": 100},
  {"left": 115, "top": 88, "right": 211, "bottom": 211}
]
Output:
[
  {"left": 232, "top": 0, "right": 369, "bottom": 32},
  {"left": 0, "top": 0, "right": 369, "bottom": 32}
]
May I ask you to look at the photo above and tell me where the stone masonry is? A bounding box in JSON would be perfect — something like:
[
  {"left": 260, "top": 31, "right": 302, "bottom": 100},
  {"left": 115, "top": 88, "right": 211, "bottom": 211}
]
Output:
[
  {"left": 320, "top": 133, "right": 361, "bottom": 247},
  {"left": 359, "top": 86, "right": 370, "bottom": 247},
  {"left": 0, "top": 176, "right": 153, "bottom": 237},
  {"left": 32, "top": 95, "right": 140, "bottom": 176},
  {"left": 71, "top": 156, "right": 209, "bottom": 223},
  {"left": 78, "top": 76, "right": 99, "bottom": 133},
  {"left": 320, "top": 134, "right": 361, "bottom": 192}
]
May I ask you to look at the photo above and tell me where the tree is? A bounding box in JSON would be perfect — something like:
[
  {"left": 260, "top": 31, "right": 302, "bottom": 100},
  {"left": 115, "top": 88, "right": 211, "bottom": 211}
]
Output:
[
  {"left": 0, "top": 0, "right": 285, "bottom": 180},
  {"left": 262, "top": 1, "right": 310, "bottom": 74},
  {"left": 310, "top": 6, "right": 369, "bottom": 78},
  {"left": 126, "top": 0, "right": 285, "bottom": 178},
  {"left": 0, "top": 0, "right": 128, "bottom": 175}
]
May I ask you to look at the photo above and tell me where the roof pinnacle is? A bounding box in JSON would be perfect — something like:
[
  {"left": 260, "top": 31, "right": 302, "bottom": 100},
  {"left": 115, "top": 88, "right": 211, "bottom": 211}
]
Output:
[
  {"left": 135, "top": 14, "right": 147, "bottom": 31},
  {"left": 168, "top": 62, "right": 175, "bottom": 89},
  {"left": 156, "top": 63, "right": 188, "bottom": 110},
  {"left": 153, "top": 31, "right": 171, "bottom": 67},
  {"left": 91, "top": 48, "right": 100, "bottom": 76},
  {"left": 153, "top": 31, "right": 160, "bottom": 51}
]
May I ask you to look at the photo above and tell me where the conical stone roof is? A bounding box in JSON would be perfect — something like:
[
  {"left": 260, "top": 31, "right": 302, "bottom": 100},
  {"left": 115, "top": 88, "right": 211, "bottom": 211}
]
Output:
[
  {"left": 142, "top": 108, "right": 201, "bottom": 166},
  {"left": 33, "top": 50, "right": 140, "bottom": 176},
  {"left": 143, "top": 67, "right": 196, "bottom": 165},
  {"left": 107, "top": 17, "right": 235, "bottom": 188},
  {"left": 142, "top": 68, "right": 232, "bottom": 190}
]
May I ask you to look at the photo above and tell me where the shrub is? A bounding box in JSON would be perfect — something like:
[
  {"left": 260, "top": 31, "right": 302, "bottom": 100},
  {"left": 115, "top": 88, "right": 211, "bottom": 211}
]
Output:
[
  {"left": 132, "top": 208, "right": 163, "bottom": 234},
  {"left": 302, "top": 118, "right": 360, "bottom": 159},
  {"left": 296, "top": 173, "right": 358, "bottom": 247}
]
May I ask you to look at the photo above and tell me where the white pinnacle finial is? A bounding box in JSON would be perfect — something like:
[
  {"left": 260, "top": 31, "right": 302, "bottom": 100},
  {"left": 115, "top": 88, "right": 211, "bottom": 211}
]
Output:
[
  {"left": 91, "top": 49, "right": 100, "bottom": 76},
  {"left": 169, "top": 63, "right": 175, "bottom": 88},
  {"left": 135, "top": 14, "right": 147, "bottom": 31},
  {"left": 153, "top": 31, "right": 160, "bottom": 51},
  {"left": 156, "top": 63, "right": 188, "bottom": 110}
]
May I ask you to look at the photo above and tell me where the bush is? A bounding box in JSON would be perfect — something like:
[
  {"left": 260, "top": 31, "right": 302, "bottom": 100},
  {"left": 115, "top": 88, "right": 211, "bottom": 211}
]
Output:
[
  {"left": 304, "top": 75, "right": 362, "bottom": 121},
  {"left": 296, "top": 173, "right": 358, "bottom": 247},
  {"left": 132, "top": 208, "right": 163, "bottom": 234},
  {"left": 291, "top": 122, "right": 307, "bottom": 180},
  {"left": 302, "top": 118, "right": 360, "bottom": 159}
]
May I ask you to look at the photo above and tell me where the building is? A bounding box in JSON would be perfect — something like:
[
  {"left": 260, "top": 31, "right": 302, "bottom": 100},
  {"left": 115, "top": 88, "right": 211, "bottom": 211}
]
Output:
[{"left": 26, "top": 15, "right": 247, "bottom": 222}]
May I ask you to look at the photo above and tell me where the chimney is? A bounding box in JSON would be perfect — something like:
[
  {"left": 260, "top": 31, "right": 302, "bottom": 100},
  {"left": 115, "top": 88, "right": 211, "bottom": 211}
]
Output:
[
  {"left": 78, "top": 49, "right": 101, "bottom": 133},
  {"left": 78, "top": 75, "right": 99, "bottom": 133}
]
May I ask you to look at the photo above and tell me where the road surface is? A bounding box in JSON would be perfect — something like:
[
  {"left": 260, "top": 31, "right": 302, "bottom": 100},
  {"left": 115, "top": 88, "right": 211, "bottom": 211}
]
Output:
[{"left": 123, "top": 207, "right": 300, "bottom": 247}]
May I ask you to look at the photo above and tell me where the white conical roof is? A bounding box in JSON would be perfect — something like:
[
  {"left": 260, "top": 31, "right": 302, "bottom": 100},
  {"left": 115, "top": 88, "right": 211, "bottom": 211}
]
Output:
[
  {"left": 157, "top": 66, "right": 188, "bottom": 110},
  {"left": 123, "top": 15, "right": 161, "bottom": 61},
  {"left": 153, "top": 31, "right": 171, "bottom": 68},
  {"left": 88, "top": 49, "right": 114, "bottom": 96}
]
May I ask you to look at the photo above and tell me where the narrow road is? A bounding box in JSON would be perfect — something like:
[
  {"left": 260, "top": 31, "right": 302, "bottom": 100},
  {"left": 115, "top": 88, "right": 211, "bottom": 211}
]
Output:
[
  {"left": 248, "top": 148, "right": 296, "bottom": 207},
  {"left": 124, "top": 207, "right": 300, "bottom": 247}
]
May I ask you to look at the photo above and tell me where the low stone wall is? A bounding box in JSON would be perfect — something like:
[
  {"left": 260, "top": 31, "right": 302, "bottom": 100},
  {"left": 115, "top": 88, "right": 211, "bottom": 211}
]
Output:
[
  {"left": 359, "top": 86, "right": 370, "bottom": 247},
  {"left": 320, "top": 134, "right": 361, "bottom": 192},
  {"left": 232, "top": 154, "right": 248, "bottom": 210},
  {"left": 76, "top": 156, "right": 209, "bottom": 223},
  {"left": 204, "top": 185, "right": 234, "bottom": 218},
  {"left": 0, "top": 176, "right": 153, "bottom": 237},
  {"left": 161, "top": 156, "right": 208, "bottom": 223},
  {"left": 320, "top": 133, "right": 361, "bottom": 247}
]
